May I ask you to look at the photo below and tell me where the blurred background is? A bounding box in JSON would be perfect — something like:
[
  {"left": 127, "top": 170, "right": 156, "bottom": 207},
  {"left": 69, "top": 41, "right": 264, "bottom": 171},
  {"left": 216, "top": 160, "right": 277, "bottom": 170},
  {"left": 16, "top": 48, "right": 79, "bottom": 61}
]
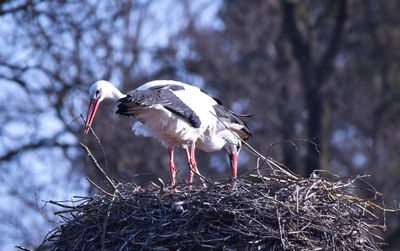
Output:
[{"left": 0, "top": 0, "right": 399, "bottom": 249}]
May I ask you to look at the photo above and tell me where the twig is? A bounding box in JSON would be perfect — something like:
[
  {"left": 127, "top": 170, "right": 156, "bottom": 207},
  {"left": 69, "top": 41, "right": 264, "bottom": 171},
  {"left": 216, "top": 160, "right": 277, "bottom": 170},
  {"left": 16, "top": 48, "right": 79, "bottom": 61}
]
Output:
[
  {"left": 102, "top": 190, "right": 118, "bottom": 251},
  {"left": 187, "top": 163, "right": 214, "bottom": 187},
  {"left": 275, "top": 201, "right": 287, "bottom": 250},
  {"left": 86, "top": 177, "right": 118, "bottom": 197},
  {"left": 79, "top": 141, "right": 122, "bottom": 197},
  {"left": 35, "top": 192, "right": 53, "bottom": 223},
  {"left": 79, "top": 114, "right": 110, "bottom": 173},
  {"left": 15, "top": 246, "right": 33, "bottom": 251}
]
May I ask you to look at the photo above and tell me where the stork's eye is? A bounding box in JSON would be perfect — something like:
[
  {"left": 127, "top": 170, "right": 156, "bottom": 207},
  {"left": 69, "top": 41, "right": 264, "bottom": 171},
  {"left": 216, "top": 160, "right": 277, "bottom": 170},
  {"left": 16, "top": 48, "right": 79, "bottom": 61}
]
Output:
[{"left": 95, "top": 90, "right": 100, "bottom": 97}]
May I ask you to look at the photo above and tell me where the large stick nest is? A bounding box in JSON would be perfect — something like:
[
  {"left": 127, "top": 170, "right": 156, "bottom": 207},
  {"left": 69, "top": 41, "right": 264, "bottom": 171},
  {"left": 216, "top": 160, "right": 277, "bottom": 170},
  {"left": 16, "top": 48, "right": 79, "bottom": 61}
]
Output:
[{"left": 42, "top": 172, "right": 386, "bottom": 250}]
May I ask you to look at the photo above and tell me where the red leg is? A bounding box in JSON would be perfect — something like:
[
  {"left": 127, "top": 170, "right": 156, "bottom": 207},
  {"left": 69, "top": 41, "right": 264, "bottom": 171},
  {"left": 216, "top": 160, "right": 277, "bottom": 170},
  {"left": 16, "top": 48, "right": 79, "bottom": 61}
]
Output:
[
  {"left": 168, "top": 147, "right": 176, "bottom": 186},
  {"left": 184, "top": 146, "right": 194, "bottom": 188},
  {"left": 189, "top": 142, "right": 206, "bottom": 187},
  {"left": 184, "top": 142, "right": 206, "bottom": 188}
]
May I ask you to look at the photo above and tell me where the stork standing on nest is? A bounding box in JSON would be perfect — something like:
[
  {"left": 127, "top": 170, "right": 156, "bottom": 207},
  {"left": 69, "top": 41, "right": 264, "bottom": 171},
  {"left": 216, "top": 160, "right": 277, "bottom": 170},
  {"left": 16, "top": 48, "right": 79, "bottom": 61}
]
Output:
[{"left": 84, "top": 80, "right": 252, "bottom": 187}]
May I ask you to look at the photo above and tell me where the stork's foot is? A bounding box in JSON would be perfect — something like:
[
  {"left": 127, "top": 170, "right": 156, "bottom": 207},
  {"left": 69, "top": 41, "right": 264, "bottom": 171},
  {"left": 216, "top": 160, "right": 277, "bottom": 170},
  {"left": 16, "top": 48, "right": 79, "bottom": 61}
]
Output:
[{"left": 231, "top": 181, "right": 237, "bottom": 190}]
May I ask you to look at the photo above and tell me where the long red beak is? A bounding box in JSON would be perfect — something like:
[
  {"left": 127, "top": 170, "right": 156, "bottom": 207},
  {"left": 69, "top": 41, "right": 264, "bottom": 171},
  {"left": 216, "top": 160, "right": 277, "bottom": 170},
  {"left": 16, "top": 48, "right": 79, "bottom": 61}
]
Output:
[
  {"left": 230, "top": 153, "right": 238, "bottom": 187},
  {"left": 84, "top": 98, "right": 100, "bottom": 134}
]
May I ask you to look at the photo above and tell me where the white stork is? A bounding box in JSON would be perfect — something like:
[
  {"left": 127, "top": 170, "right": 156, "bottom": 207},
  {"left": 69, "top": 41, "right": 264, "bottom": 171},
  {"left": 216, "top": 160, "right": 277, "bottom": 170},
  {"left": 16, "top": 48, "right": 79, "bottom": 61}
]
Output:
[{"left": 84, "top": 80, "right": 252, "bottom": 188}]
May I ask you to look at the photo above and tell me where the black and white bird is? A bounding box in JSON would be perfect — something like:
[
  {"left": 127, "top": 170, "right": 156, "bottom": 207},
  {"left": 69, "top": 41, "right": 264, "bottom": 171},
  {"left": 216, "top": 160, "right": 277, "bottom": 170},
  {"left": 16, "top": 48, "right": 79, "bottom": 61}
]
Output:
[{"left": 84, "top": 80, "right": 252, "bottom": 187}]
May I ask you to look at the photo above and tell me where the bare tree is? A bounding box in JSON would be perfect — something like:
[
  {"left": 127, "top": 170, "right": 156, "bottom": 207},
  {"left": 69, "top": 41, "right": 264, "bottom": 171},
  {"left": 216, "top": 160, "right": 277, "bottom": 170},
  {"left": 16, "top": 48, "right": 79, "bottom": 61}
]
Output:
[{"left": 280, "top": 0, "right": 347, "bottom": 175}]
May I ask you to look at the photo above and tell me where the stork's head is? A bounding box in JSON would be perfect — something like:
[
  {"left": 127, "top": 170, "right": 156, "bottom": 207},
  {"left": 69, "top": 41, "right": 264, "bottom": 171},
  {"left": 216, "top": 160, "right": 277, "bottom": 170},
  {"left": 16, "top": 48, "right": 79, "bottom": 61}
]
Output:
[
  {"left": 222, "top": 131, "right": 242, "bottom": 156},
  {"left": 221, "top": 131, "right": 242, "bottom": 187},
  {"left": 84, "top": 80, "right": 123, "bottom": 134}
]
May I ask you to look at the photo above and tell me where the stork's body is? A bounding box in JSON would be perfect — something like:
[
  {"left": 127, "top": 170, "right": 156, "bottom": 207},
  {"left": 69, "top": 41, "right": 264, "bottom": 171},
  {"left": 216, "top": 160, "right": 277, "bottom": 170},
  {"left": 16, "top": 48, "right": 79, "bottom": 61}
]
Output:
[{"left": 85, "top": 80, "right": 252, "bottom": 187}]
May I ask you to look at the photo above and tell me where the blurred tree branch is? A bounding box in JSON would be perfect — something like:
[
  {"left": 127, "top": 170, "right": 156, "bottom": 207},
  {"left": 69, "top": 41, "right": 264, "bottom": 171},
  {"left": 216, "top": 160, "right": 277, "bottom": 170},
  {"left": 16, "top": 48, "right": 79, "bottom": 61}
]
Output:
[
  {"left": 281, "top": 0, "right": 347, "bottom": 176},
  {"left": 0, "top": 140, "right": 75, "bottom": 162},
  {"left": 0, "top": 0, "right": 35, "bottom": 16}
]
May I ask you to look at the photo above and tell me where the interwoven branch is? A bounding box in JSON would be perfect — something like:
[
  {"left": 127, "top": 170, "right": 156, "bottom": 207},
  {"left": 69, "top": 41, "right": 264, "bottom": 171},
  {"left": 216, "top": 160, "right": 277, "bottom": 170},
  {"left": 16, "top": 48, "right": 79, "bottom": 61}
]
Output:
[{"left": 43, "top": 173, "right": 389, "bottom": 250}]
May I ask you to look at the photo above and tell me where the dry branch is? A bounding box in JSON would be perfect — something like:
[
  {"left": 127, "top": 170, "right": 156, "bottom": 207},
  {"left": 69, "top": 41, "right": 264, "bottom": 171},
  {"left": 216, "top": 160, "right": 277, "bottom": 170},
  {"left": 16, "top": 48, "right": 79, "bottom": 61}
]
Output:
[{"left": 79, "top": 142, "right": 122, "bottom": 197}]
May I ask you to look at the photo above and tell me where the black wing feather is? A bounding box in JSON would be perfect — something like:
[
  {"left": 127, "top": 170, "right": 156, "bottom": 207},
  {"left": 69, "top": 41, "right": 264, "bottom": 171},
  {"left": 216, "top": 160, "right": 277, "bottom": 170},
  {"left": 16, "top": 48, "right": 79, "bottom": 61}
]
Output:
[{"left": 116, "top": 88, "right": 201, "bottom": 128}]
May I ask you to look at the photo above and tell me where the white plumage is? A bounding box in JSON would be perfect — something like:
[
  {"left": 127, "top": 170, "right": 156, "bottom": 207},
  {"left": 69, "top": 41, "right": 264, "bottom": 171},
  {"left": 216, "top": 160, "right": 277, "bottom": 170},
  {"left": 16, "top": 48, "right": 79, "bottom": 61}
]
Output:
[{"left": 85, "top": 80, "right": 252, "bottom": 188}]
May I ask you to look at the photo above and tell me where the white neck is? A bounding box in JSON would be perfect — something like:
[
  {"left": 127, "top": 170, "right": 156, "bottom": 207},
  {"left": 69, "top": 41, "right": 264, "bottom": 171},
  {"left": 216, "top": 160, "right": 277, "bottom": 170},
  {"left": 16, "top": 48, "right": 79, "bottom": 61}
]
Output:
[
  {"left": 108, "top": 87, "right": 125, "bottom": 101},
  {"left": 91, "top": 80, "right": 126, "bottom": 102}
]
